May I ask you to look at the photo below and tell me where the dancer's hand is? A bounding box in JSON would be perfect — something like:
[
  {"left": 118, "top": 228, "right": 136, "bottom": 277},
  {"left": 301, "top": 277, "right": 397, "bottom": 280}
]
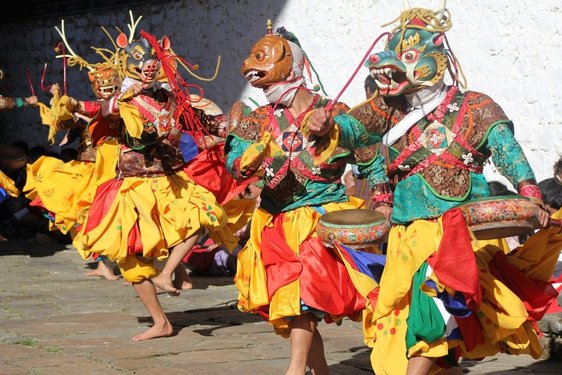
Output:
[
  {"left": 537, "top": 207, "right": 551, "bottom": 228},
  {"left": 375, "top": 205, "right": 392, "bottom": 222},
  {"left": 25, "top": 96, "right": 38, "bottom": 106},
  {"left": 127, "top": 82, "right": 144, "bottom": 97},
  {"left": 307, "top": 107, "right": 332, "bottom": 137},
  {"left": 49, "top": 83, "right": 60, "bottom": 97}
]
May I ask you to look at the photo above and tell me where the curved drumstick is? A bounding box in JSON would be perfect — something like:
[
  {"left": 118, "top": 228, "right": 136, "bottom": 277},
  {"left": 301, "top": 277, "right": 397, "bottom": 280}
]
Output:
[
  {"left": 40, "top": 63, "right": 51, "bottom": 92},
  {"left": 325, "top": 32, "right": 391, "bottom": 112},
  {"left": 25, "top": 68, "right": 35, "bottom": 96}
]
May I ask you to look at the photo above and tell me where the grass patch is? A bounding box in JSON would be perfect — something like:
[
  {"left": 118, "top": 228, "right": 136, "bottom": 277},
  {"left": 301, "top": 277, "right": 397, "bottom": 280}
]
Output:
[
  {"left": 12, "top": 338, "right": 63, "bottom": 354},
  {"left": 14, "top": 338, "right": 39, "bottom": 347}
]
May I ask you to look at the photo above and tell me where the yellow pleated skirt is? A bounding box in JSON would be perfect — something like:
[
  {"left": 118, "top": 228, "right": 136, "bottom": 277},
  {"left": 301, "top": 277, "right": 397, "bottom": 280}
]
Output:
[{"left": 364, "top": 218, "right": 562, "bottom": 375}]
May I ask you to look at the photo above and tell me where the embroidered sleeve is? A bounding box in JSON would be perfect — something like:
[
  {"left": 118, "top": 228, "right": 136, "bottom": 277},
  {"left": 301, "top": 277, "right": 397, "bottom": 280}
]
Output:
[
  {"left": 225, "top": 106, "right": 272, "bottom": 180},
  {"left": 518, "top": 181, "right": 543, "bottom": 205},
  {"left": 327, "top": 101, "right": 349, "bottom": 117},
  {"left": 487, "top": 122, "right": 537, "bottom": 192},
  {"left": 81, "top": 100, "right": 102, "bottom": 117},
  {"left": 357, "top": 151, "right": 393, "bottom": 207},
  {"left": 225, "top": 134, "right": 255, "bottom": 179},
  {"left": 347, "top": 96, "right": 403, "bottom": 136},
  {"left": 333, "top": 113, "right": 392, "bottom": 206},
  {"left": 334, "top": 113, "right": 381, "bottom": 150},
  {"left": 230, "top": 106, "right": 269, "bottom": 142}
]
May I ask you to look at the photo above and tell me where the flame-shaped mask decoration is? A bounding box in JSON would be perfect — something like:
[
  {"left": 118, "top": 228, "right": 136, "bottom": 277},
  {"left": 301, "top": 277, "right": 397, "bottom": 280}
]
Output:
[
  {"left": 87, "top": 65, "right": 122, "bottom": 99},
  {"left": 241, "top": 34, "right": 293, "bottom": 89},
  {"left": 365, "top": 11, "right": 449, "bottom": 96}
]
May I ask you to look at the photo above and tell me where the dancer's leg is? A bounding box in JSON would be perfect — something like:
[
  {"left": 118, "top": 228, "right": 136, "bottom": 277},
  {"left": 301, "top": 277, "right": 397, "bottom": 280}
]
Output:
[
  {"left": 152, "top": 232, "right": 200, "bottom": 295},
  {"left": 131, "top": 279, "right": 173, "bottom": 341},
  {"left": 285, "top": 314, "right": 329, "bottom": 375}
]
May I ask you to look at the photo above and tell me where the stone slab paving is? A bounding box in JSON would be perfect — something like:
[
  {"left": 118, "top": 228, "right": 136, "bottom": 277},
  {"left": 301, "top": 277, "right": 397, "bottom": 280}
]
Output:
[{"left": 0, "top": 239, "right": 560, "bottom": 374}]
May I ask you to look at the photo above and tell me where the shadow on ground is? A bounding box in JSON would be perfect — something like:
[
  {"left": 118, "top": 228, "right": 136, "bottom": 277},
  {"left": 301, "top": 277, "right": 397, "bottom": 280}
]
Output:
[
  {"left": 462, "top": 357, "right": 562, "bottom": 374},
  {"left": 328, "top": 345, "right": 373, "bottom": 374},
  {"left": 137, "top": 302, "right": 261, "bottom": 337},
  {"left": 0, "top": 237, "right": 69, "bottom": 257},
  {"left": 190, "top": 275, "right": 235, "bottom": 289}
]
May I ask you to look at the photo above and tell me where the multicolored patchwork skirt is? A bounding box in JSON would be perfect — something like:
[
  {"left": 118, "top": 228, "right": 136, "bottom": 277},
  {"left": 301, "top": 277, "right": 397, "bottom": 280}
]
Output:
[
  {"left": 235, "top": 196, "right": 369, "bottom": 337},
  {"left": 362, "top": 208, "right": 562, "bottom": 374}
]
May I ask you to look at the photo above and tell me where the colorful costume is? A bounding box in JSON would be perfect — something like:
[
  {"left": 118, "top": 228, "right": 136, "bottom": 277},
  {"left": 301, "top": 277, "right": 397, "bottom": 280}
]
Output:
[
  {"left": 24, "top": 22, "right": 122, "bottom": 244},
  {"left": 181, "top": 97, "right": 257, "bottom": 238},
  {"left": 77, "top": 30, "right": 233, "bottom": 283},
  {"left": 0, "top": 170, "right": 19, "bottom": 202},
  {"left": 225, "top": 27, "right": 383, "bottom": 336},
  {"left": 0, "top": 71, "right": 34, "bottom": 203},
  {"left": 347, "top": 2, "right": 562, "bottom": 373}
]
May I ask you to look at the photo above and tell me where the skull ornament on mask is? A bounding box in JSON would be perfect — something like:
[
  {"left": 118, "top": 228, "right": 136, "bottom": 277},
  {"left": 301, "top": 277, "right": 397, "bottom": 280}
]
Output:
[{"left": 241, "top": 34, "right": 293, "bottom": 89}]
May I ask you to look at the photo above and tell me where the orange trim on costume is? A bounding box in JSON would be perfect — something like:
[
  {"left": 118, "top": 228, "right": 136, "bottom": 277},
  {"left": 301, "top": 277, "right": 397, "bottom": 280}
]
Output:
[{"left": 369, "top": 100, "right": 400, "bottom": 124}]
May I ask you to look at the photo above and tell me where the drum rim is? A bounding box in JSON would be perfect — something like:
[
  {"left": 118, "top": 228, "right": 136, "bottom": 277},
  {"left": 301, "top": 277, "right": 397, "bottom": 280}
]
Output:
[
  {"left": 470, "top": 221, "right": 535, "bottom": 240},
  {"left": 457, "top": 195, "right": 530, "bottom": 206},
  {"left": 318, "top": 220, "right": 388, "bottom": 229},
  {"left": 318, "top": 208, "right": 387, "bottom": 227}
]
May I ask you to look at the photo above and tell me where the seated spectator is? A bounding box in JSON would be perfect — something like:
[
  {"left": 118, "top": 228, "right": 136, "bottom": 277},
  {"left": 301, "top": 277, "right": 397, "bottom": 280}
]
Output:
[
  {"left": 538, "top": 158, "right": 562, "bottom": 281},
  {"left": 184, "top": 237, "right": 240, "bottom": 277},
  {"left": 554, "top": 156, "right": 562, "bottom": 185},
  {"left": 538, "top": 178, "right": 562, "bottom": 216},
  {"left": 0, "top": 144, "right": 55, "bottom": 243}
]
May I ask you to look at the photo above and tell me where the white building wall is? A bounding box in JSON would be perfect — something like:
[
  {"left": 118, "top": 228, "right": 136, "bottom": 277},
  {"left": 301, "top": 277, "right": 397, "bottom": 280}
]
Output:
[{"left": 0, "top": 0, "right": 560, "bottom": 182}]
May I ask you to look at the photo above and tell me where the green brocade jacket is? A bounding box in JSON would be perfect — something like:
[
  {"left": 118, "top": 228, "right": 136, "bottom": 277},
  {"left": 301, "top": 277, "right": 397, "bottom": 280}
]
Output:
[
  {"left": 350, "top": 87, "right": 537, "bottom": 224},
  {"left": 225, "top": 95, "right": 384, "bottom": 214}
]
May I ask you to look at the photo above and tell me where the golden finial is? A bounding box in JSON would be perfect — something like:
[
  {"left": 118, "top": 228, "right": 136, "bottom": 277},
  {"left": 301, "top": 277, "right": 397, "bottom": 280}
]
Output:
[{"left": 266, "top": 19, "right": 273, "bottom": 34}]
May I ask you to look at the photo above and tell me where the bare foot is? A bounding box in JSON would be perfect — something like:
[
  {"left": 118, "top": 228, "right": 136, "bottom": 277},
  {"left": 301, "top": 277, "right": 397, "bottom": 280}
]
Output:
[
  {"left": 173, "top": 266, "right": 193, "bottom": 290},
  {"left": 131, "top": 321, "right": 174, "bottom": 341},
  {"left": 151, "top": 274, "right": 179, "bottom": 296},
  {"left": 84, "top": 262, "right": 119, "bottom": 281}
]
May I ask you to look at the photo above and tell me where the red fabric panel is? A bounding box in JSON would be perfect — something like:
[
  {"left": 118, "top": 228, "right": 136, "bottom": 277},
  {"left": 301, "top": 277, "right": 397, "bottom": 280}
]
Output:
[
  {"left": 490, "top": 251, "right": 558, "bottom": 321},
  {"left": 29, "top": 196, "right": 45, "bottom": 209},
  {"left": 299, "top": 237, "right": 366, "bottom": 316},
  {"left": 83, "top": 100, "right": 101, "bottom": 117},
  {"left": 83, "top": 179, "right": 123, "bottom": 233},
  {"left": 428, "top": 208, "right": 482, "bottom": 308},
  {"left": 88, "top": 113, "right": 119, "bottom": 146},
  {"left": 127, "top": 221, "right": 143, "bottom": 255},
  {"left": 182, "top": 145, "right": 256, "bottom": 205},
  {"left": 260, "top": 214, "right": 365, "bottom": 316},
  {"left": 260, "top": 219, "right": 303, "bottom": 299},
  {"left": 454, "top": 313, "right": 486, "bottom": 351}
]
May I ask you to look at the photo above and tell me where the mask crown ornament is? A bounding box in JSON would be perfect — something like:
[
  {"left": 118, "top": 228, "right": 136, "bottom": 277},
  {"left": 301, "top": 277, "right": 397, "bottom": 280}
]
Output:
[
  {"left": 54, "top": 19, "right": 122, "bottom": 99},
  {"left": 365, "top": 0, "right": 464, "bottom": 97},
  {"left": 266, "top": 19, "right": 273, "bottom": 35}
]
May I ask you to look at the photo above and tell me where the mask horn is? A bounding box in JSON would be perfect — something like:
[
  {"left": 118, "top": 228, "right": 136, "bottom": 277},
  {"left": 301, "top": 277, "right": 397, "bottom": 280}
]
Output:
[{"left": 435, "top": 0, "right": 446, "bottom": 20}]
